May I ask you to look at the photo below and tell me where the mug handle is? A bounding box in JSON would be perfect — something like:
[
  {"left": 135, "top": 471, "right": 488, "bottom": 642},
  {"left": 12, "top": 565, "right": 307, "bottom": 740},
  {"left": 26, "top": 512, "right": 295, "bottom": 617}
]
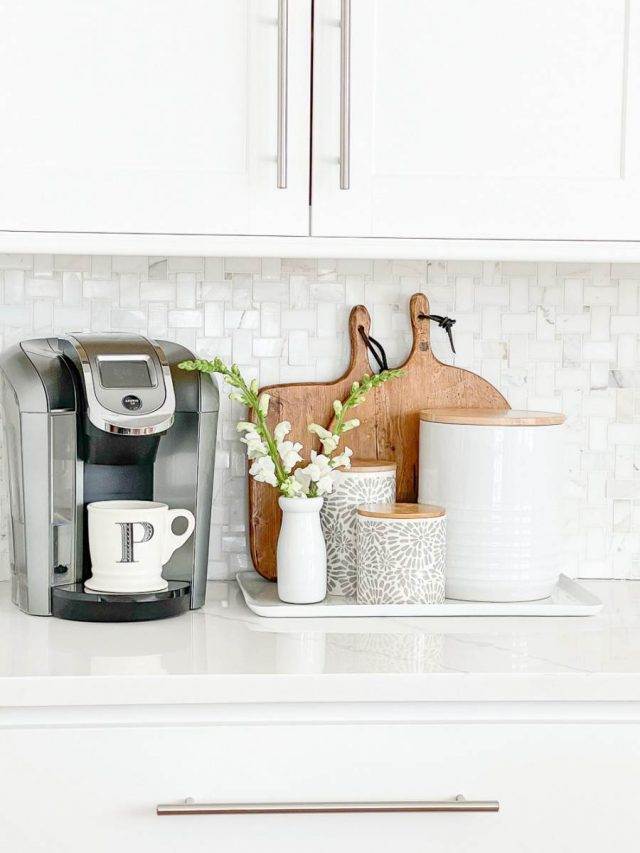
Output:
[{"left": 163, "top": 509, "right": 196, "bottom": 564}]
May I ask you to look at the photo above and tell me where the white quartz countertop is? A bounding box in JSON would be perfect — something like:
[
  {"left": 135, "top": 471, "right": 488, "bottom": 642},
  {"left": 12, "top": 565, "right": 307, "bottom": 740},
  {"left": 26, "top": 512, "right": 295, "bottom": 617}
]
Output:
[{"left": 2, "top": 577, "right": 640, "bottom": 708}]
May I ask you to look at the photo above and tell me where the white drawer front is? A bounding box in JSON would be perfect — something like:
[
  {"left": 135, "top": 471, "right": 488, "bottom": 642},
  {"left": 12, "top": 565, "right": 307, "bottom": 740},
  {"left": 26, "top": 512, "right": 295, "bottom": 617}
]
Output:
[{"left": 1, "top": 722, "right": 637, "bottom": 852}]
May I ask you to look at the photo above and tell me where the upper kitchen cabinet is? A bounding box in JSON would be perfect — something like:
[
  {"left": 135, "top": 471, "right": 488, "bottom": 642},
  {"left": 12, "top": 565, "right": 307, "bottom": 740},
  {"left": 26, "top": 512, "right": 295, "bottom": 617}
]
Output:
[
  {"left": 312, "top": 0, "right": 640, "bottom": 240},
  {"left": 0, "top": 1, "right": 311, "bottom": 235}
]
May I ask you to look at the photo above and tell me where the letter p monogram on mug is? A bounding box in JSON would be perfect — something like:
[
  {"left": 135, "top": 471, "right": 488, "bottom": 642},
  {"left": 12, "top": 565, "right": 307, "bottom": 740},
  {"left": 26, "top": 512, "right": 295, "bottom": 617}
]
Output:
[
  {"left": 117, "top": 521, "right": 155, "bottom": 563},
  {"left": 85, "top": 501, "right": 196, "bottom": 594}
]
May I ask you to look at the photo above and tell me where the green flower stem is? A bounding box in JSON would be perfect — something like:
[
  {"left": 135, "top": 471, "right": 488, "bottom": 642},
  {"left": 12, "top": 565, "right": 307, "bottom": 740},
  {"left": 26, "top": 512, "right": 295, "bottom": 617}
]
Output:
[
  {"left": 180, "top": 357, "right": 404, "bottom": 497},
  {"left": 254, "top": 407, "right": 287, "bottom": 484},
  {"left": 331, "top": 368, "right": 404, "bottom": 436},
  {"left": 179, "top": 357, "right": 288, "bottom": 486}
]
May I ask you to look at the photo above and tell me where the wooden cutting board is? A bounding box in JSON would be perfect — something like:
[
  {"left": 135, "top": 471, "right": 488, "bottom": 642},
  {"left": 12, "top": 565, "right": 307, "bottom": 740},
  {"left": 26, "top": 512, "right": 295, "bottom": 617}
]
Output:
[
  {"left": 248, "top": 292, "right": 509, "bottom": 580},
  {"left": 248, "top": 304, "right": 375, "bottom": 580}
]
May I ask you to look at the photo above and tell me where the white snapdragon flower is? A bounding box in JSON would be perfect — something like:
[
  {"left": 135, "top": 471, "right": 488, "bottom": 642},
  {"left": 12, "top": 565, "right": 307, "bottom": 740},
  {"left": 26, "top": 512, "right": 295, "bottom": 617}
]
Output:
[
  {"left": 293, "top": 465, "right": 313, "bottom": 493},
  {"left": 309, "top": 451, "right": 335, "bottom": 495},
  {"left": 277, "top": 440, "right": 303, "bottom": 473},
  {"left": 236, "top": 421, "right": 254, "bottom": 434},
  {"left": 294, "top": 451, "right": 335, "bottom": 495},
  {"left": 258, "top": 392, "right": 270, "bottom": 415},
  {"left": 323, "top": 435, "right": 340, "bottom": 454},
  {"left": 293, "top": 465, "right": 311, "bottom": 495},
  {"left": 241, "top": 429, "right": 268, "bottom": 460},
  {"left": 314, "top": 475, "right": 334, "bottom": 496},
  {"left": 274, "top": 421, "right": 291, "bottom": 443},
  {"left": 308, "top": 450, "right": 333, "bottom": 479},
  {"left": 274, "top": 421, "right": 302, "bottom": 472},
  {"left": 341, "top": 418, "right": 360, "bottom": 432},
  {"left": 280, "top": 476, "right": 306, "bottom": 498},
  {"left": 249, "top": 456, "right": 278, "bottom": 487},
  {"left": 308, "top": 423, "right": 340, "bottom": 454},
  {"left": 308, "top": 423, "right": 332, "bottom": 442},
  {"left": 331, "top": 447, "right": 353, "bottom": 469}
]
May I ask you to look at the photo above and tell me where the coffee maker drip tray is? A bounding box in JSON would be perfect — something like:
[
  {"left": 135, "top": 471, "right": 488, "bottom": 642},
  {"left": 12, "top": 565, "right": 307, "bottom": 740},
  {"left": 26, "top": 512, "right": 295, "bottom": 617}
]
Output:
[{"left": 51, "top": 581, "right": 191, "bottom": 622}]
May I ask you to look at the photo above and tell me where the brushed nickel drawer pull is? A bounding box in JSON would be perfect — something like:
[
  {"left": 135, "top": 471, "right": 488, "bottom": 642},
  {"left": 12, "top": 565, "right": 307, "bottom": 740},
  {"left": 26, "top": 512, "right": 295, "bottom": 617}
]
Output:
[
  {"left": 339, "top": 0, "right": 351, "bottom": 189},
  {"left": 157, "top": 795, "right": 499, "bottom": 815},
  {"left": 277, "top": 0, "right": 288, "bottom": 188}
]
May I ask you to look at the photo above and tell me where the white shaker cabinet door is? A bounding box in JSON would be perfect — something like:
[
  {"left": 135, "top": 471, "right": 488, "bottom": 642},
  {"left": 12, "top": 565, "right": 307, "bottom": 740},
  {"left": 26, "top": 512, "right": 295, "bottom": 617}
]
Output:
[
  {"left": 0, "top": 1, "right": 311, "bottom": 235},
  {"left": 312, "top": 0, "right": 640, "bottom": 240}
]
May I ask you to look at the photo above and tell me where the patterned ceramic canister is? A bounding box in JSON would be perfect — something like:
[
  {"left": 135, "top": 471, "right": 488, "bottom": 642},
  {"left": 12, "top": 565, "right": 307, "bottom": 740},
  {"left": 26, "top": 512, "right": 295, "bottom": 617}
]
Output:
[
  {"left": 356, "top": 503, "right": 446, "bottom": 605},
  {"left": 320, "top": 460, "right": 396, "bottom": 597}
]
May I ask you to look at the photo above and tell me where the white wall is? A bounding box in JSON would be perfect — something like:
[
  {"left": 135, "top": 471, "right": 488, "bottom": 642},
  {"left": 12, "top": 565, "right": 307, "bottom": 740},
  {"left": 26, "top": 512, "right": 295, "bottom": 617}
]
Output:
[{"left": 0, "top": 254, "right": 638, "bottom": 580}]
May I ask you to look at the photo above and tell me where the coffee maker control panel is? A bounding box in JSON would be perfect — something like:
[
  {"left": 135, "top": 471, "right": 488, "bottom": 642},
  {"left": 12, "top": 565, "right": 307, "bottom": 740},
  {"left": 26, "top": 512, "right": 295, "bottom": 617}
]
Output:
[{"left": 60, "top": 334, "right": 176, "bottom": 436}]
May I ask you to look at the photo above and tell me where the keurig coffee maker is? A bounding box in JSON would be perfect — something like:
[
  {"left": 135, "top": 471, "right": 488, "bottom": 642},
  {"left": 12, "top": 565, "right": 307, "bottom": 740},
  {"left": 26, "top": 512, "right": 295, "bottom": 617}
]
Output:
[{"left": 0, "top": 333, "right": 218, "bottom": 622}]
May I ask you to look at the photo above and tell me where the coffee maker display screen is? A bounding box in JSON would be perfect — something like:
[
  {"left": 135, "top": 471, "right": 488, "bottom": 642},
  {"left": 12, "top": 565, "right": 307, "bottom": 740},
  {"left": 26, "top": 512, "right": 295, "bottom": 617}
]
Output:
[{"left": 98, "top": 358, "right": 153, "bottom": 389}]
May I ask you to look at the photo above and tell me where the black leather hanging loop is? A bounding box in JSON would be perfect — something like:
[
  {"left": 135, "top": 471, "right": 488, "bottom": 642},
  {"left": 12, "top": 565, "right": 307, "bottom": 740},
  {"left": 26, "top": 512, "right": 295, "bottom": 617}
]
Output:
[
  {"left": 358, "top": 313, "right": 456, "bottom": 373},
  {"left": 418, "top": 313, "right": 457, "bottom": 354},
  {"left": 358, "top": 326, "right": 389, "bottom": 373}
]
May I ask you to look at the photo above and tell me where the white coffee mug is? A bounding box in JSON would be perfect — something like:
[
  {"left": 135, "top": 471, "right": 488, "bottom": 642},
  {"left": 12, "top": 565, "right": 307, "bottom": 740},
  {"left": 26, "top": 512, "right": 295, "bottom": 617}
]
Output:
[{"left": 85, "top": 500, "right": 195, "bottom": 594}]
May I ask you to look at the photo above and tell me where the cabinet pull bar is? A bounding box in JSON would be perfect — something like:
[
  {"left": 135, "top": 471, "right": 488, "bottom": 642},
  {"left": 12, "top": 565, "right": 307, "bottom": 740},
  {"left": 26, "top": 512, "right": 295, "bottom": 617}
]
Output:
[
  {"left": 339, "top": 0, "right": 351, "bottom": 189},
  {"left": 277, "top": 0, "right": 288, "bottom": 188},
  {"left": 157, "top": 795, "right": 499, "bottom": 815}
]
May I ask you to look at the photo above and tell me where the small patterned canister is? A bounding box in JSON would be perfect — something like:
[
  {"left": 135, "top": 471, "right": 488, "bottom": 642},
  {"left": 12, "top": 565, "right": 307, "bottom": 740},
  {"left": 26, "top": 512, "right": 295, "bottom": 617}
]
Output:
[
  {"left": 356, "top": 503, "right": 446, "bottom": 605},
  {"left": 320, "top": 460, "right": 396, "bottom": 597}
]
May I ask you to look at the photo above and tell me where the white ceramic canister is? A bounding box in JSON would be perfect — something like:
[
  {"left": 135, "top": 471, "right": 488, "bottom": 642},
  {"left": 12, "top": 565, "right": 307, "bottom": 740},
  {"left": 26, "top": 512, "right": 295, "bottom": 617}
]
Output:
[
  {"left": 277, "top": 496, "right": 327, "bottom": 604},
  {"left": 356, "top": 503, "right": 446, "bottom": 605},
  {"left": 320, "top": 460, "right": 396, "bottom": 596},
  {"left": 418, "top": 408, "right": 566, "bottom": 602}
]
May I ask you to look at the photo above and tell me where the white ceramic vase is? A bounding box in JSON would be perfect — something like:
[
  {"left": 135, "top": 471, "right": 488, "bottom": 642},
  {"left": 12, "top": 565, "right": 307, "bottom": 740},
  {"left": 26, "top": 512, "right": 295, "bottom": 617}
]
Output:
[{"left": 276, "top": 496, "right": 327, "bottom": 604}]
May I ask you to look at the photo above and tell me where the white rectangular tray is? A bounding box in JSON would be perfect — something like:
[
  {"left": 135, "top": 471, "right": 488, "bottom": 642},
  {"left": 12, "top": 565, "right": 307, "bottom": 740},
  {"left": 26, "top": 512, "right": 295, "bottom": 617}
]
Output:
[{"left": 236, "top": 571, "right": 603, "bottom": 618}]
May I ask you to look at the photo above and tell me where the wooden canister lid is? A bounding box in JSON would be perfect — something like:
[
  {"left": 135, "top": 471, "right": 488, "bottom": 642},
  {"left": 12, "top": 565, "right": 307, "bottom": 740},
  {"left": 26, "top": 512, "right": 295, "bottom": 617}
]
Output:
[
  {"left": 419, "top": 408, "right": 566, "bottom": 427},
  {"left": 346, "top": 458, "right": 396, "bottom": 473},
  {"left": 357, "top": 502, "right": 445, "bottom": 520}
]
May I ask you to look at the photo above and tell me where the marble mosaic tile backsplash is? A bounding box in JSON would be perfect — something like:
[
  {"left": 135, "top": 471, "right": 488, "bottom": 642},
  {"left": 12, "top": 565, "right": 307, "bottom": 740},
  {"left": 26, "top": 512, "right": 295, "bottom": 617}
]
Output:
[{"left": 0, "top": 254, "right": 638, "bottom": 580}]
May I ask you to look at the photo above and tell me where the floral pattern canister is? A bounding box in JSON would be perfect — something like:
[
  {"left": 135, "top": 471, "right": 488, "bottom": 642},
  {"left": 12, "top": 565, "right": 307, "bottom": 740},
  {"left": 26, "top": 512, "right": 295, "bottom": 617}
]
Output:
[
  {"left": 320, "top": 460, "right": 396, "bottom": 597},
  {"left": 356, "top": 504, "right": 446, "bottom": 605}
]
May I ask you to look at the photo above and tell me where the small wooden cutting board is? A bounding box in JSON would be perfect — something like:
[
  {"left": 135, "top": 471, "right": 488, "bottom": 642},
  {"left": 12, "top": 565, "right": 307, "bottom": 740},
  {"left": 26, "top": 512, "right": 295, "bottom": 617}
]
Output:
[{"left": 248, "top": 292, "right": 508, "bottom": 580}]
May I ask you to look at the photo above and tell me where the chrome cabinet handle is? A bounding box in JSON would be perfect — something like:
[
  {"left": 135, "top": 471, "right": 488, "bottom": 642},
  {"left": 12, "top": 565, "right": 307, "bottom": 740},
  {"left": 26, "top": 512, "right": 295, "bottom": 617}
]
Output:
[
  {"left": 339, "top": 0, "right": 351, "bottom": 189},
  {"left": 277, "top": 0, "right": 288, "bottom": 188},
  {"left": 157, "top": 795, "right": 499, "bottom": 815}
]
